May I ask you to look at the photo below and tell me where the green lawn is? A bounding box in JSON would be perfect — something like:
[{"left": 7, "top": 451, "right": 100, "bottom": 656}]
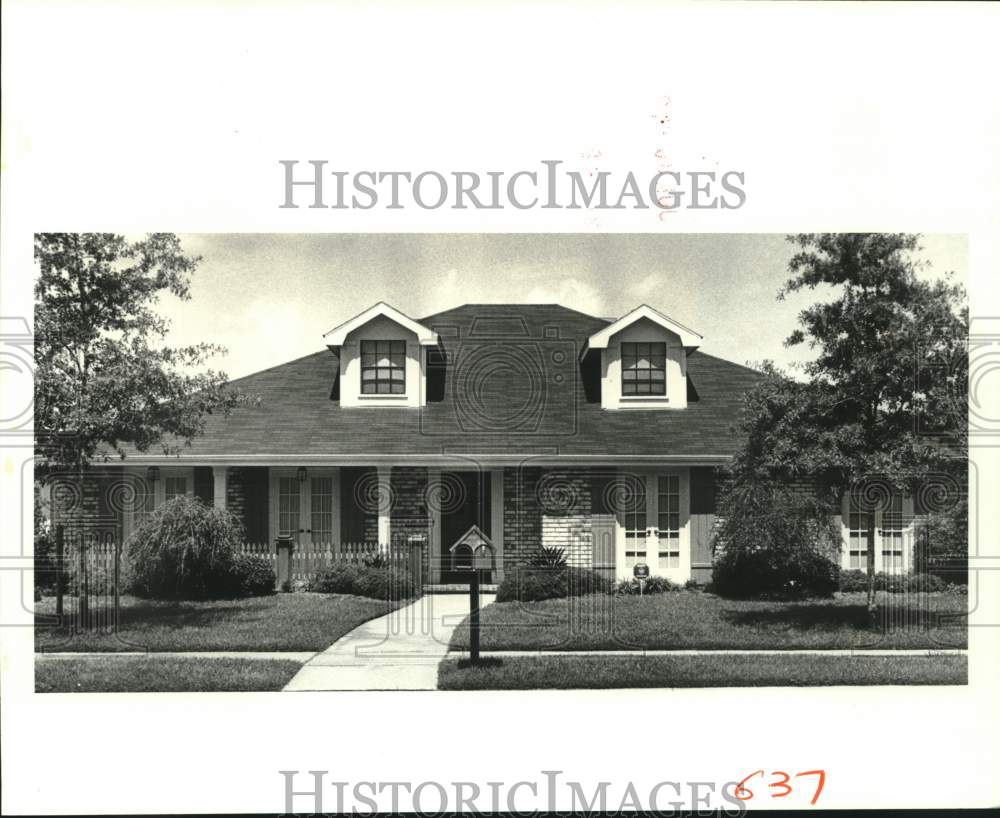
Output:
[
  {"left": 35, "top": 593, "right": 403, "bottom": 653},
  {"left": 438, "top": 653, "right": 967, "bottom": 690},
  {"left": 449, "top": 591, "right": 967, "bottom": 651},
  {"left": 36, "top": 656, "right": 303, "bottom": 692}
]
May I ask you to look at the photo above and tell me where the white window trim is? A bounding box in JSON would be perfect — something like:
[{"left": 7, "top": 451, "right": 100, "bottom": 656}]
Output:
[
  {"left": 614, "top": 467, "right": 691, "bottom": 583},
  {"left": 840, "top": 492, "right": 915, "bottom": 574}
]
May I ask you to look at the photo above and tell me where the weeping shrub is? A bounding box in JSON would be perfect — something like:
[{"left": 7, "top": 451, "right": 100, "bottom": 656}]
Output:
[
  {"left": 710, "top": 483, "right": 841, "bottom": 599},
  {"left": 125, "top": 496, "right": 246, "bottom": 599}
]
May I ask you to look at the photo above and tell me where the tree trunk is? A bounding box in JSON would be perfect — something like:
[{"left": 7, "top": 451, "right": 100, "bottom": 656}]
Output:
[
  {"left": 76, "top": 459, "right": 89, "bottom": 627},
  {"left": 866, "top": 509, "right": 877, "bottom": 623}
]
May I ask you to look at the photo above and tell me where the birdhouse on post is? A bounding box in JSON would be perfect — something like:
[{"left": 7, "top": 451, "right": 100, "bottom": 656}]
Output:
[
  {"left": 449, "top": 524, "right": 495, "bottom": 574},
  {"left": 450, "top": 524, "right": 494, "bottom": 665}
]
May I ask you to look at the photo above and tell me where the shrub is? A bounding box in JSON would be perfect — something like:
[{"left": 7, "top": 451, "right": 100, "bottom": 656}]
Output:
[
  {"left": 362, "top": 551, "right": 389, "bottom": 569},
  {"left": 840, "top": 570, "right": 949, "bottom": 594},
  {"left": 229, "top": 553, "right": 276, "bottom": 596},
  {"left": 913, "top": 493, "right": 968, "bottom": 583},
  {"left": 877, "top": 572, "right": 907, "bottom": 594},
  {"left": 308, "top": 562, "right": 414, "bottom": 600},
  {"left": 309, "top": 563, "right": 360, "bottom": 594},
  {"left": 712, "top": 546, "right": 840, "bottom": 600},
  {"left": 34, "top": 531, "right": 70, "bottom": 594},
  {"left": 125, "top": 496, "right": 244, "bottom": 600},
  {"left": 615, "top": 575, "right": 677, "bottom": 595},
  {"left": 495, "top": 566, "right": 611, "bottom": 603},
  {"left": 711, "top": 483, "right": 841, "bottom": 599},
  {"left": 905, "top": 572, "right": 948, "bottom": 594},
  {"left": 528, "top": 547, "right": 568, "bottom": 569},
  {"left": 839, "top": 569, "right": 869, "bottom": 593}
]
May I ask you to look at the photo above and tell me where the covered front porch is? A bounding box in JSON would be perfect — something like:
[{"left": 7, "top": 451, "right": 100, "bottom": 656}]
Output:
[
  {"left": 81, "top": 461, "right": 732, "bottom": 587},
  {"left": 106, "top": 464, "right": 507, "bottom": 586}
]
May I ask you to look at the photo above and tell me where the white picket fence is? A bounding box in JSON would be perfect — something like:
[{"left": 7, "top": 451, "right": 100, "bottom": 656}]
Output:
[{"left": 236, "top": 540, "right": 415, "bottom": 584}]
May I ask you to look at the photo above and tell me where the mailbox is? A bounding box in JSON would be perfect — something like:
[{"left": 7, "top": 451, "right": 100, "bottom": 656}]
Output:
[
  {"left": 472, "top": 544, "right": 494, "bottom": 571},
  {"left": 449, "top": 524, "right": 495, "bottom": 572},
  {"left": 633, "top": 562, "right": 650, "bottom": 580}
]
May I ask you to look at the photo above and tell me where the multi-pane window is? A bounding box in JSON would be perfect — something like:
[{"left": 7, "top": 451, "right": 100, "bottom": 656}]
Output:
[
  {"left": 657, "top": 475, "right": 681, "bottom": 568},
  {"left": 623, "top": 474, "right": 647, "bottom": 559},
  {"left": 881, "top": 492, "right": 904, "bottom": 571},
  {"left": 311, "top": 477, "right": 334, "bottom": 545},
  {"left": 278, "top": 477, "right": 300, "bottom": 537},
  {"left": 621, "top": 342, "right": 666, "bottom": 396},
  {"left": 164, "top": 477, "right": 187, "bottom": 502},
  {"left": 361, "top": 340, "right": 406, "bottom": 394},
  {"left": 847, "top": 492, "right": 906, "bottom": 571},
  {"left": 847, "top": 501, "right": 870, "bottom": 570},
  {"left": 130, "top": 476, "right": 154, "bottom": 531}
]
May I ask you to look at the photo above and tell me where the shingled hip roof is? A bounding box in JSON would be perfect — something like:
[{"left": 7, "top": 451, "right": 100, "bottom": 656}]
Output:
[{"left": 113, "top": 304, "right": 762, "bottom": 463}]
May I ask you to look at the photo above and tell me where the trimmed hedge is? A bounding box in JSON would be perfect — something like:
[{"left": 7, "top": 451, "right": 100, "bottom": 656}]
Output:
[
  {"left": 495, "top": 566, "right": 612, "bottom": 603},
  {"left": 712, "top": 546, "right": 840, "bottom": 600},
  {"left": 230, "top": 553, "right": 276, "bottom": 596},
  {"left": 839, "top": 570, "right": 950, "bottom": 594},
  {"left": 308, "top": 563, "right": 415, "bottom": 600}
]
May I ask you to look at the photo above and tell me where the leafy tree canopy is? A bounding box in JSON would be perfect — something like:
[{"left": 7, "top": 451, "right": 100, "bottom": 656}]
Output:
[
  {"left": 34, "top": 233, "right": 249, "bottom": 478},
  {"left": 733, "top": 233, "right": 967, "bottom": 496}
]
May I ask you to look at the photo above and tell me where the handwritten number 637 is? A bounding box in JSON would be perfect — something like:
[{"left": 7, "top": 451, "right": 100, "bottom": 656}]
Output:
[{"left": 735, "top": 770, "right": 826, "bottom": 805}]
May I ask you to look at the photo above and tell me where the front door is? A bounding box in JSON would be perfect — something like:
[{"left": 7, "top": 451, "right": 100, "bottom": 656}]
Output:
[
  {"left": 274, "top": 470, "right": 339, "bottom": 549},
  {"left": 439, "top": 471, "right": 492, "bottom": 584},
  {"left": 616, "top": 469, "right": 689, "bottom": 584}
]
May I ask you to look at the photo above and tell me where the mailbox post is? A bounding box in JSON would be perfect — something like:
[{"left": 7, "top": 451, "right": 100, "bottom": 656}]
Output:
[
  {"left": 451, "top": 526, "right": 494, "bottom": 665},
  {"left": 633, "top": 562, "right": 650, "bottom": 597},
  {"left": 275, "top": 534, "right": 294, "bottom": 592},
  {"left": 468, "top": 569, "right": 480, "bottom": 663}
]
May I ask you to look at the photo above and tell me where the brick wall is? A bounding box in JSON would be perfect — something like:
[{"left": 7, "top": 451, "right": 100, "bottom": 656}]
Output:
[
  {"left": 390, "top": 467, "right": 431, "bottom": 574},
  {"left": 49, "top": 470, "right": 123, "bottom": 546},
  {"left": 538, "top": 470, "right": 593, "bottom": 567},
  {"left": 503, "top": 467, "right": 542, "bottom": 568},
  {"left": 503, "top": 467, "right": 596, "bottom": 569}
]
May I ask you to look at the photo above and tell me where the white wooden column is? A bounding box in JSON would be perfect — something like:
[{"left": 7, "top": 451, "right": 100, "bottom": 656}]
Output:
[
  {"left": 212, "top": 466, "right": 228, "bottom": 510},
  {"left": 491, "top": 468, "right": 505, "bottom": 583},
  {"left": 377, "top": 465, "right": 392, "bottom": 549},
  {"left": 428, "top": 467, "right": 442, "bottom": 583}
]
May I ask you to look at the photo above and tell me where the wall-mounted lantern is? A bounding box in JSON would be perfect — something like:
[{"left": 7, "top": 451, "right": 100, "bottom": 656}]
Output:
[
  {"left": 146, "top": 466, "right": 160, "bottom": 483},
  {"left": 297, "top": 467, "right": 308, "bottom": 483}
]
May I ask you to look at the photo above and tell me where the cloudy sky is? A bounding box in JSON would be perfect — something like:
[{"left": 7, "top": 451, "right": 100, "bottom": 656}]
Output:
[{"left": 159, "top": 233, "right": 967, "bottom": 381}]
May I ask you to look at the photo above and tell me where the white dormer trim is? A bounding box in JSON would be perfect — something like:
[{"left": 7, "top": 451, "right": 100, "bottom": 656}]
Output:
[
  {"left": 323, "top": 301, "right": 440, "bottom": 348},
  {"left": 583, "top": 304, "right": 702, "bottom": 355}
]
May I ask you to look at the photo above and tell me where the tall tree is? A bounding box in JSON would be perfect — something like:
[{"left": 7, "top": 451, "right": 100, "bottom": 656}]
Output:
[
  {"left": 730, "top": 234, "right": 967, "bottom": 614},
  {"left": 34, "top": 234, "right": 245, "bottom": 488}
]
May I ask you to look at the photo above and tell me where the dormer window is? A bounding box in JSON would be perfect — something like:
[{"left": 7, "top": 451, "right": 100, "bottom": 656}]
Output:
[
  {"left": 583, "top": 304, "right": 702, "bottom": 410},
  {"left": 361, "top": 340, "right": 406, "bottom": 395},
  {"left": 621, "top": 342, "right": 666, "bottom": 396}
]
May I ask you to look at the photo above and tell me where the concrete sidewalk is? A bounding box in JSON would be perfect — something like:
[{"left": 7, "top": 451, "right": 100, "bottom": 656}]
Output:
[
  {"left": 37, "top": 651, "right": 317, "bottom": 662},
  {"left": 283, "top": 592, "right": 492, "bottom": 691}
]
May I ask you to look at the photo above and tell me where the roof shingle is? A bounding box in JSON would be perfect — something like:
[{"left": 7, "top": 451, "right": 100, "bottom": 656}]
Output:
[{"left": 118, "top": 305, "right": 762, "bottom": 461}]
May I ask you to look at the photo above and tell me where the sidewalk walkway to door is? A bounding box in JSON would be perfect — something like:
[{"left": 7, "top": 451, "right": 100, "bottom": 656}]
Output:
[{"left": 282, "top": 592, "right": 494, "bottom": 691}]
